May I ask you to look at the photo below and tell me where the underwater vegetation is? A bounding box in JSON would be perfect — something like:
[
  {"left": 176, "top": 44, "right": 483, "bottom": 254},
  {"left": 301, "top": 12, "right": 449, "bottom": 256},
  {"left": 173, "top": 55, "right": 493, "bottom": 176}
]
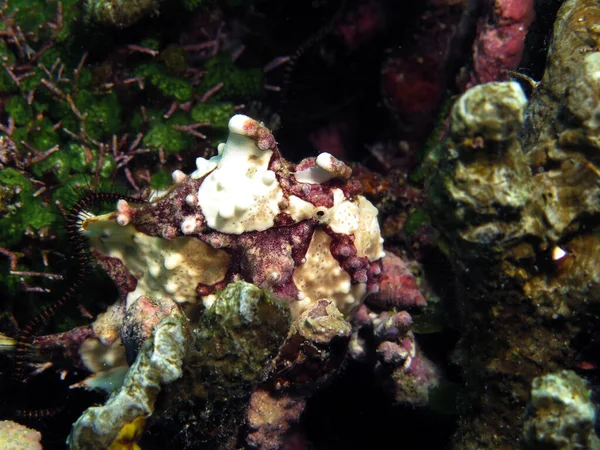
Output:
[{"left": 2, "top": 0, "right": 600, "bottom": 449}]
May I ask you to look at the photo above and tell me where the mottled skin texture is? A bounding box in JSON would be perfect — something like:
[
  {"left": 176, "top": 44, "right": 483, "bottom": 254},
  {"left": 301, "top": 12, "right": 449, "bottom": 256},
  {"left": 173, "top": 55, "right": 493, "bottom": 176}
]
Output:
[{"left": 91, "top": 117, "right": 382, "bottom": 314}]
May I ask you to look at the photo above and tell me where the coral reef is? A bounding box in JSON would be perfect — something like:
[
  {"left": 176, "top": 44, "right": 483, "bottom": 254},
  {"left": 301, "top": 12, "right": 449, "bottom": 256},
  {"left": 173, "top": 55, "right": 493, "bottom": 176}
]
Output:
[
  {"left": 523, "top": 370, "right": 600, "bottom": 450},
  {"left": 0, "top": 168, "right": 53, "bottom": 247},
  {"left": 6, "top": 0, "right": 600, "bottom": 449},
  {"left": 427, "top": 0, "right": 600, "bottom": 447}
]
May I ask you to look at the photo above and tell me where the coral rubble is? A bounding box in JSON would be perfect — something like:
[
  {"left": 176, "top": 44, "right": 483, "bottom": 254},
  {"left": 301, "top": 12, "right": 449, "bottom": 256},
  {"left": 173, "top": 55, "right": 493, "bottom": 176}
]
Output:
[
  {"left": 0, "top": 420, "right": 42, "bottom": 450},
  {"left": 68, "top": 313, "right": 188, "bottom": 450},
  {"left": 523, "top": 370, "right": 600, "bottom": 450},
  {"left": 69, "top": 281, "right": 291, "bottom": 449}
]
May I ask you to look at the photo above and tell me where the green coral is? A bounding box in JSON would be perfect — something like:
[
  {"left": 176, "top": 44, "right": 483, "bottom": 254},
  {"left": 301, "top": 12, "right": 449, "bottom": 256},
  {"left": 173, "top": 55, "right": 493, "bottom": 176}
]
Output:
[
  {"left": 0, "top": 0, "right": 269, "bottom": 347},
  {"left": 32, "top": 147, "right": 71, "bottom": 182},
  {"left": 150, "top": 169, "right": 172, "bottom": 190},
  {"left": 52, "top": 174, "right": 98, "bottom": 206},
  {"left": 77, "top": 67, "right": 93, "bottom": 89},
  {"left": 72, "top": 144, "right": 116, "bottom": 178},
  {"left": 0, "top": 42, "right": 18, "bottom": 93},
  {"left": 32, "top": 143, "right": 116, "bottom": 183},
  {"left": 0, "top": 41, "right": 16, "bottom": 66},
  {"left": 0, "top": 170, "right": 22, "bottom": 218},
  {"left": 139, "top": 37, "right": 160, "bottom": 52},
  {"left": 66, "top": 143, "right": 91, "bottom": 173},
  {"left": 158, "top": 45, "right": 187, "bottom": 75},
  {"left": 18, "top": 68, "right": 44, "bottom": 97},
  {"left": 2, "top": 0, "right": 79, "bottom": 57},
  {"left": 30, "top": 116, "right": 61, "bottom": 150}
]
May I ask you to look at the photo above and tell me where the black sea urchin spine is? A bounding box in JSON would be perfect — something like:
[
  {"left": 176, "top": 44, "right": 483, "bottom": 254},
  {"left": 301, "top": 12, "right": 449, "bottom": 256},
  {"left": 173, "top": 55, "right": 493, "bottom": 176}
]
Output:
[{"left": 12, "top": 191, "right": 144, "bottom": 383}]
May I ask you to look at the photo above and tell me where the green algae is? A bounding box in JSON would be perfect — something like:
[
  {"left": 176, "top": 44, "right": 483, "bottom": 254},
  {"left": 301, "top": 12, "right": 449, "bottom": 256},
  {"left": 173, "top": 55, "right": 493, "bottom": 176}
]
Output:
[
  {"left": 199, "top": 55, "right": 263, "bottom": 101},
  {"left": 0, "top": 168, "right": 54, "bottom": 246},
  {"left": 190, "top": 102, "right": 236, "bottom": 129},
  {"left": 141, "top": 110, "right": 193, "bottom": 153},
  {"left": 134, "top": 62, "right": 193, "bottom": 102},
  {"left": 191, "top": 281, "right": 291, "bottom": 400}
]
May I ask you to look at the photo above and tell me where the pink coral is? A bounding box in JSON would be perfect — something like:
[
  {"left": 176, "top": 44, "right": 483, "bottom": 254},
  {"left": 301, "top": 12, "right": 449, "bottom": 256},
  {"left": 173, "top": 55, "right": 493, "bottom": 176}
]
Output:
[
  {"left": 351, "top": 303, "right": 442, "bottom": 407},
  {"left": 246, "top": 390, "right": 306, "bottom": 450},
  {"left": 469, "top": 0, "right": 535, "bottom": 87},
  {"left": 380, "top": 1, "right": 467, "bottom": 163}
]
